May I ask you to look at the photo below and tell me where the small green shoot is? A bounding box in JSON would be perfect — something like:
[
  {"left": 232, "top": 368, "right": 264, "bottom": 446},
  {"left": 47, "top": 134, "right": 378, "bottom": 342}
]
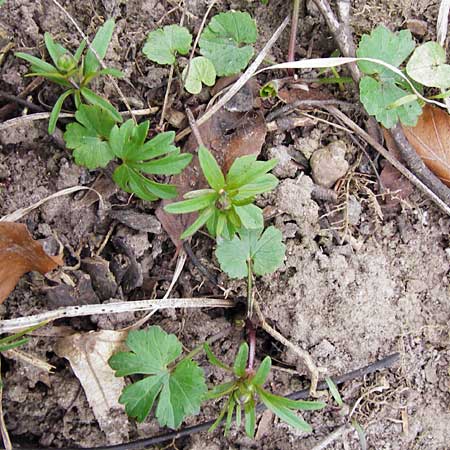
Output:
[
  {"left": 215, "top": 226, "right": 285, "bottom": 279},
  {"left": 356, "top": 25, "right": 421, "bottom": 128},
  {"left": 259, "top": 80, "right": 279, "bottom": 98},
  {"left": 143, "top": 25, "right": 192, "bottom": 65},
  {"left": 199, "top": 11, "right": 258, "bottom": 77},
  {"left": 109, "top": 326, "right": 207, "bottom": 429},
  {"left": 183, "top": 56, "right": 216, "bottom": 94},
  {"left": 0, "top": 321, "right": 49, "bottom": 388},
  {"left": 16, "top": 20, "right": 122, "bottom": 133},
  {"left": 164, "top": 146, "right": 278, "bottom": 239},
  {"left": 325, "top": 377, "right": 343, "bottom": 407},
  {"left": 205, "top": 342, "right": 325, "bottom": 437}
]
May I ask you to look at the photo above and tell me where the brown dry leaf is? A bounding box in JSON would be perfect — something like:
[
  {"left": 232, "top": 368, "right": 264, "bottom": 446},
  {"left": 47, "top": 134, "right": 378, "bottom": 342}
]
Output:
[
  {"left": 403, "top": 104, "right": 450, "bottom": 186},
  {"left": 55, "top": 330, "right": 129, "bottom": 444},
  {"left": 157, "top": 104, "right": 267, "bottom": 247},
  {"left": 0, "top": 222, "right": 63, "bottom": 303},
  {"left": 380, "top": 130, "right": 413, "bottom": 209}
]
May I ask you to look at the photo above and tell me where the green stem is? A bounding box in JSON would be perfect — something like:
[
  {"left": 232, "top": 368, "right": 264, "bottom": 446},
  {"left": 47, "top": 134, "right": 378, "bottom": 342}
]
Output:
[{"left": 247, "top": 258, "right": 253, "bottom": 319}]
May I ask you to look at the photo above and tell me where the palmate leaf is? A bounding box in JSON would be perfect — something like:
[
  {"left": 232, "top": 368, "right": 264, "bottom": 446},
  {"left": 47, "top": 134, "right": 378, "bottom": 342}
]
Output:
[
  {"left": 109, "top": 119, "right": 192, "bottom": 201},
  {"left": 215, "top": 226, "right": 285, "bottom": 279},
  {"left": 359, "top": 76, "right": 421, "bottom": 128},
  {"left": 109, "top": 326, "right": 206, "bottom": 428},
  {"left": 143, "top": 24, "right": 192, "bottom": 65},
  {"left": 356, "top": 25, "right": 415, "bottom": 80},
  {"left": 63, "top": 104, "right": 117, "bottom": 169},
  {"left": 199, "top": 11, "right": 257, "bottom": 76}
]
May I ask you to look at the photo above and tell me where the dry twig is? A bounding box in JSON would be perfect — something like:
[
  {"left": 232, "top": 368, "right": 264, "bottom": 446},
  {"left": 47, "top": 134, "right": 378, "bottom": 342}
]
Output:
[{"left": 254, "top": 300, "right": 325, "bottom": 397}]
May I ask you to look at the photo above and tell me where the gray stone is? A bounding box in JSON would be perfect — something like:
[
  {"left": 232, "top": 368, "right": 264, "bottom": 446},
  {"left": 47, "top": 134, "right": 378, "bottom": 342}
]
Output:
[{"left": 310, "top": 140, "right": 349, "bottom": 188}]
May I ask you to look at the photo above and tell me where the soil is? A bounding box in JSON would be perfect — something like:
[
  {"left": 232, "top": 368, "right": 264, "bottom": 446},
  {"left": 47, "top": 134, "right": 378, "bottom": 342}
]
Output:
[{"left": 1, "top": 0, "right": 449, "bottom": 449}]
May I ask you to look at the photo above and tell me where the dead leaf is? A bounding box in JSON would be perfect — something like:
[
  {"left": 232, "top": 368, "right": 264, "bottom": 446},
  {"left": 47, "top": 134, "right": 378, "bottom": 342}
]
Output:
[
  {"left": 403, "top": 105, "right": 450, "bottom": 186},
  {"left": 0, "top": 222, "right": 63, "bottom": 303},
  {"left": 380, "top": 130, "right": 413, "bottom": 209},
  {"left": 55, "top": 330, "right": 129, "bottom": 444},
  {"left": 157, "top": 106, "right": 267, "bottom": 247}
]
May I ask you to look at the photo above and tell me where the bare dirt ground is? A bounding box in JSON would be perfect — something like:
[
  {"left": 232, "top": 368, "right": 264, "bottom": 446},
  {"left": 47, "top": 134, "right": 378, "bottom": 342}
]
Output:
[{"left": 0, "top": 0, "right": 449, "bottom": 449}]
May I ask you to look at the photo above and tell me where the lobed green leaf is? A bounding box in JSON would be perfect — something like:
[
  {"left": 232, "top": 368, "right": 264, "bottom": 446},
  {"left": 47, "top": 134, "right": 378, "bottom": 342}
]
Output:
[
  {"left": 143, "top": 24, "right": 192, "bottom": 65},
  {"left": 199, "top": 11, "right": 257, "bottom": 76}
]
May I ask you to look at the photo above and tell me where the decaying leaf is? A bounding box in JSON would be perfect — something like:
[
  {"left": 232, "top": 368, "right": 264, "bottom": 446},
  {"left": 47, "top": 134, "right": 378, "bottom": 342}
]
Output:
[
  {"left": 0, "top": 222, "right": 63, "bottom": 303},
  {"left": 403, "top": 105, "right": 450, "bottom": 186},
  {"left": 55, "top": 330, "right": 129, "bottom": 444},
  {"left": 157, "top": 103, "right": 267, "bottom": 246}
]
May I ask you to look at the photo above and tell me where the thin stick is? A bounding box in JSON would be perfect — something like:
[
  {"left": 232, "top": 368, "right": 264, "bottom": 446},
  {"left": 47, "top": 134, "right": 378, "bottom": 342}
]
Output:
[
  {"left": 390, "top": 125, "right": 450, "bottom": 205},
  {"left": 159, "top": 2, "right": 186, "bottom": 127},
  {"left": 287, "top": 0, "right": 301, "bottom": 75},
  {"left": 175, "top": 15, "right": 290, "bottom": 142},
  {"left": 0, "top": 186, "right": 103, "bottom": 222},
  {"left": 310, "top": 425, "right": 351, "bottom": 450},
  {"left": 311, "top": 0, "right": 360, "bottom": 82},
  {"left": 50, "top": 0, "right": 135, "bottom": 120},
  {"left": 183, "top": 0, "right": 217, "bottom": 84},
  {"left": 0, "top": 108, "right": 157, "bottom": 132},
  {"left": 266, "top": 98, "right": 356, "bottom": 122},
  {"left": 0, "top": 297, "right": 234, "bottom": 333},
  {"left": 0, "top": 92, "right": 46, "bottom": 113},
  {"left": 326, "top": 106, "right": 450, "bottom": 216},
  {"left": 254, "top": 300, "right": 325, "bottom": 397},
  {"left": 185, "top": 108, "right": 204, "bottom": 146},
  {"left": 0, "top": 359, "right": 12, "bottom": 450},
  {"left": 123, "top": 251, "right": 188, "bottom": 331}
]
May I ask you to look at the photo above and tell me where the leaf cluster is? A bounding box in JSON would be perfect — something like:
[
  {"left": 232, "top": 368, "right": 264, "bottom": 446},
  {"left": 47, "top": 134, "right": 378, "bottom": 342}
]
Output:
[
  {"left": 109, "top": 326, "right": 207, "bottom": 428},
  {"left": 64, "top": 104, "right": 192, "bottom": 200},
  {"left": 205, "top": 342, "right": 325, "bottom": 437},
  {"left": 164, "top": 146, "right": 278, "bottom": 239},
  {"left": 356, "top": 25, "right": 422, "bottom": 128},
  {"left": 16, "top": 20, "right": 122, "bottom": 133},
  {"left": 143, "top": 11, "right": 258, "bottom": 94}
]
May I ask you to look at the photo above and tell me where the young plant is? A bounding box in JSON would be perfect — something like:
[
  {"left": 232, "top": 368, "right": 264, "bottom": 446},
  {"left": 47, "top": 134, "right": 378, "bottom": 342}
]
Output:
[
  {"left": 64, "top": 104, "right": 192, "bottom": 200},
  {"left": 16, "top": 19, "right": 122, "bottom": 133},
  {"left": 143, "top": 11, "right": 257, "bottom": 94},
  {"left": 204, "top": 342, "right": 326, "bottom": 437},
  {"left": 356, "top": 25, "right": 422, "bottom": 128},
  {"left": 164, "top": 146, "right": 278, "bottom": 239},
  {"left": 109, "top": 326, "right": 207, "bottom": 428}
]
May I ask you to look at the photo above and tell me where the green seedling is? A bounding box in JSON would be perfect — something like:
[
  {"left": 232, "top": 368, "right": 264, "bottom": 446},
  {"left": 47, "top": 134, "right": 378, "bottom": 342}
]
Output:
[
  {"left": 64, "top": 104, "right": 192, "bottom": 200},
  {"left": 164, "top": 146, "right": 278, "bottom": 239},
  {"left": 109, "top": 326, "right": 207, "bottom": 429},
  {"left": 356, "top": 25, "right": 422, "bottom": 128},
  {"left": 16, "top": 19, "right": 122, "bottom": 133},
  {"left": 205, "top": 342, "right": 325, "bottom": 437},
  {"left": 143, "top": 11, "right": 257, "bottom": 94},
  {"left": 0, "top": 321, "right": 49, "bottom": 387}
]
